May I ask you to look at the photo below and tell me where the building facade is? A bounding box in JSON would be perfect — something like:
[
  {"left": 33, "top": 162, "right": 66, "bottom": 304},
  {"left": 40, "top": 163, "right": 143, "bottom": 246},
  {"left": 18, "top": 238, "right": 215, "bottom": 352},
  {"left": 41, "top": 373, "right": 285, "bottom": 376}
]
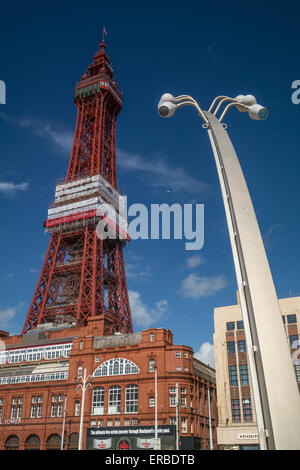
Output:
[
  {"left": 0, "top": 318, "right": 217, "bottom": 450},
  {"left": 213, "top": 294, "right": 300, "bottom": 450}
]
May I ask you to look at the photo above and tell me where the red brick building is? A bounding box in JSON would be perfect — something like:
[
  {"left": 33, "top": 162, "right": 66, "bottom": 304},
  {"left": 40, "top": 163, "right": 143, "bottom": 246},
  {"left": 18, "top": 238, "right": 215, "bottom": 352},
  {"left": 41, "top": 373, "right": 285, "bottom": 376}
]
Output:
[{"left": 0, "top": 318, "right": 216, "bottom": 450}]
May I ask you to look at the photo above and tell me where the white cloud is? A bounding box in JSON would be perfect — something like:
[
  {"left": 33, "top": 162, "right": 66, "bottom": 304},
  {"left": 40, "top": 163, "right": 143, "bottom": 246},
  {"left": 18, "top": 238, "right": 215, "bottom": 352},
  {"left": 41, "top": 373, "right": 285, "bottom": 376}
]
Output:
[
  {"left": 0, "top": 112, "right": 73, "bottom": 154},
  {"left": 186, "top": 255, "right": 204, "bottom": 269},
  {"left": 194, "top": 342, "right": 215, "bottom": 368},
  {"left": 0, "top": 181, "right": 29, "bottom": 196},
  {"left": 128, "top": 290, "right": 169, "bottom": 328},
  {"left": 179, "top": 273, "right": 227, "bottom": 299},
  {"left": 117, "top": 148, "right": 208, "bottom": 194},
  {"left": 263, "top": 223, "right": 285, "bottom": 249},
  {"left": 0, "top": 302, "right": 24, "bottom": 333}
]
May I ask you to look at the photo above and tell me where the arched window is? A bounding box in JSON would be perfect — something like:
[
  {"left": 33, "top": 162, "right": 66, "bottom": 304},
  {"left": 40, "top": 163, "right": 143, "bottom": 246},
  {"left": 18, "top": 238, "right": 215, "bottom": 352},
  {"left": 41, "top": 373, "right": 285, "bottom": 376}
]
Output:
[
  {"left": 93, "top": 358, "right": 139, "bottom": 377},
  {"left": 125, "top": 385, "right": 138, "bottom": 413},
  {"left": 4, "top": 435, "right": 19, "bottom": 450},
  {"left": 25, "top": 434, "right": 40, "bottom": 450},
  {"left": 91, "top": 387, "right": 105, "bottom": 415},
  {"left": 77, "top": 365, "right": 82, "bottom": 379},
  {"left": 68, "top": 433, "right": 79, "bottom": 450},
  {"left": 149, "top": 358, "right": 155, "bottom": 372},
  {"left": 46, "top": 433, "right": 61, "bottom": 450},
  {"left": 108, "top": 386, "right": 121, "bottom": 414}
]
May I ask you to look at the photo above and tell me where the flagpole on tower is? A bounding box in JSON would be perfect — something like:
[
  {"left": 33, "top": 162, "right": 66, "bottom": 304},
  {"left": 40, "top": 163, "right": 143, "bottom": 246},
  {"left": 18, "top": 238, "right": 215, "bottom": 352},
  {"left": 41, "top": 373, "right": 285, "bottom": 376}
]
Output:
[{"left": 102, "top": 26, "right": 108, "bottom": 42}]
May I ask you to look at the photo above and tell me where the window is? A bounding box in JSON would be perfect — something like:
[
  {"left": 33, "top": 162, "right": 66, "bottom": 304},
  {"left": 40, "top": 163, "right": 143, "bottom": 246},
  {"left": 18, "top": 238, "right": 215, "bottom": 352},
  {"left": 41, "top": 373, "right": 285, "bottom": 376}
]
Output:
[
  {"left": 32, "top": 396, "right": 37, "bottom": 404},
  {"left": 11, "top": 406, "right": 17, "bottom": 419},
  {"left": 94, "top": 358, "right": 139, "bottom": 377},
  {"left": 226, "top": 322, "right": 235, "bottom": 331},
  {"left": 180, "top": 396, "right": 186, "bottom": 407},
  {"left": 107, "top": 420, "right": 113, "bottom": 427},
  {"left": 181, "top": 388, "right": 186, "bottom": 394},
  {"left": 287, "top": 314, "right": 297, "bottom": 324},
  {"left": 282, "top": 315, "right": 286, "bottom": 324},
  {"left": 236, "top": 321, "right": 244, "bottom": 330},
  {"left": 132, "top": 419, "right": 139, "bottom": 426},
  {"left": 227, "top": 341, "right": 235, "bottom": 354},
  {"left": 30, "top": 405, "right": 36, "bottom": 418},
  {"left": 242, "top": 398, "right": 252, "bottom": 422},
  {"left": 51, "top": 404, "right": 57, "bottom": 417},
  {"left": 191, "top": 418, "right": 194, "bottom": 434},
  {"left": 149, "top": 358, "right": 156, "bottom": 372},
  {"left": 108, "top": 386, "right": 121, "bottom": 414},
  {"left": 52, "top": 395, "right": 57, "bottom": 403},
  {"left": 184, "top": 353, "right": 189, "bottom": 359},
  {"left": 149, "top": 397, "right": 155, "bottom": 407},
  {"left": 98, "top": 420, "right": 103, "bottom": 427},
  {"left": 175, "top": 352, "right": 181, "bottom": 358},
  {"left": 57, "top": 403, "right": 63, "bottom": 417},
  {"left": 228, "top": 365, "right": 238, "bottom": 386},
  {"left": 80, "top": 341, "right": 84, "bottom": 350},
  {"left": 176, "top": 366, "right": 182, "bottom": 371},
  {"left": 238, "top": 340, "right": 246, "bottom": 353},
  {"left": 37, "top": 405, "right": 42, "bottom": 418},
  {"left": 169, "top": 395, "right": 176, "bottom": 407},
  {"left": 75, "top": 401, "right": 80, "bottom": 416},
  {"left": 38, "top": 396, "right": 43, "bottom": 403},
  {"left": 77, "top": 365, "right": 82, "bottom": 379},
  {"left": 125, "top": 385, "right": 138, "bottom": 413},
  {"left": 231, "top": 399, "right": 241, "bottom": 422},
  {"left": 181, "top": 418, "right": 187, "bottom": 433},
  {"left": 58, "top": 394, "right": 64, "bottom": 402},
  {"left": 92, "top": 388, "right": 104, "bottom": 415},
  {"left": 170, "top": 417, "right": 176, "bottom": 426},
  {"left": 115, "top": 419, "right": 120, "bottom": 427},
  {"left": 294, "top": 364, "right": 300, "bottom": 382},
  {"left": 239, "top": 364, "right": 249, "bottom": 385},
  {"left": 124, "top": 419, "right": 130, "bottom": 426},
  {"left": 289, "top": 335, "right": 299, "bottom": 347},
  {"left": 169, "top": 387, "right": 176, "bottom": 394},
  {"left": 150, "top": 333, "right": 155, "bottom": 342}
]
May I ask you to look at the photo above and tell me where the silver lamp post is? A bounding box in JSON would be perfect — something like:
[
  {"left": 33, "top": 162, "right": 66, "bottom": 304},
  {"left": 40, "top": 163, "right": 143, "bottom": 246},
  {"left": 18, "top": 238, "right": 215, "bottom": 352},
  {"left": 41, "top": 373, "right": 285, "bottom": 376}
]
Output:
[
  {"left": 154, "top": 366, "right": 159, "bottom": 450},
  {"left": 76, "top": 368, "right": 93, "bottom": 450},
  {"left": 157, "top": 93, "right": 300, "bottom": 450}
]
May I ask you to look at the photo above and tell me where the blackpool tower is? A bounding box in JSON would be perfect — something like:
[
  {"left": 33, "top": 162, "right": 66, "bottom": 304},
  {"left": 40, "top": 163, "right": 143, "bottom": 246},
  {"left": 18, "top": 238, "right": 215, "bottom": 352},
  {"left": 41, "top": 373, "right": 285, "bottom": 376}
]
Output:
[{"left": 22, "top": 40, "right": 132, "bottom": 336}]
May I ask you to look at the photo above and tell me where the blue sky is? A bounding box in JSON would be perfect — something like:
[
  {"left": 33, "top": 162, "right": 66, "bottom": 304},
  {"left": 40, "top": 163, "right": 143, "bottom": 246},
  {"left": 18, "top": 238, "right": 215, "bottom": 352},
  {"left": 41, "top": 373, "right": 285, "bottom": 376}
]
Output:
[{"left": 0, "top": 0, "right": 300, "bottom": 366}]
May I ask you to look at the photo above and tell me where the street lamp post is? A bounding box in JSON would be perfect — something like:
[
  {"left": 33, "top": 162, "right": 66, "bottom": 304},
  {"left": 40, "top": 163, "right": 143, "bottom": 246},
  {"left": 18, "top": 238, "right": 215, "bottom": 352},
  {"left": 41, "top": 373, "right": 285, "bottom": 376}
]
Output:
[
  {"left": 76, "top": 368, "right": 93, "bottom": 450},
  {"left": 207, "top": 386, "right": 213, "bottom": 450},
  {"left": 157, "top": 93, "right": 300, "bottom": 450},
  {"left": 154, "top": 366, "right": 159, "bottom": 450}
]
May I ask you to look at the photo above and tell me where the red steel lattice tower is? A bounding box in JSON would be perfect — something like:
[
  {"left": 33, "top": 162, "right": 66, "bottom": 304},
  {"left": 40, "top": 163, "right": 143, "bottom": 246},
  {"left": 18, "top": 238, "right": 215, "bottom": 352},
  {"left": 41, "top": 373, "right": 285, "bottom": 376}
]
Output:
[{"left": 22, "top": 41, "right": 133, "bottom": 336}]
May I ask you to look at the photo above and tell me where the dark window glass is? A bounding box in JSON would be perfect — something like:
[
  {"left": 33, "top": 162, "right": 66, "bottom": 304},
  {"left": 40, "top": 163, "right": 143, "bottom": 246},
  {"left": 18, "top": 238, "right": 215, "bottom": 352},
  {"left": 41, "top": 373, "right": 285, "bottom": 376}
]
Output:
[
  {"left": 226, "top": 322, "right": 235, "bottom": 331},
  {"left": 239, "top": 364, "right": 249, "bottom": 385},
  {"left": 231, "top": 399, "right": 241, "bottom": 422},
  {"left": 287, "top": 314, "right": 297, "bottom": 324},
  {"left": 238, "top": 340, "right": 246, "bottom": 353},
  {"left": 242, "top": 398, "right": 252, "bottom": 421},
  {"left": 236, "top": 321, "right": 244, "bottom": 330},
  {"left": 282, "top": 315, "right": 286, "bottom": 324},
  {"left": 227, "top": 342, "right": 235, "bottom": 354},
  {"left": 229, "top": 365, "right": 238, "bottom": 386}
]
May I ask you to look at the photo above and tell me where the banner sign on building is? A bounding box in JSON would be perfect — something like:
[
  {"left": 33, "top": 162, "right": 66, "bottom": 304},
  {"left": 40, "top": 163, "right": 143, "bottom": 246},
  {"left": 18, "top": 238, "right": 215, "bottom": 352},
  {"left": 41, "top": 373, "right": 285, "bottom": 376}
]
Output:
[
  {"left": 88, "top": 425, "right": 175, "bottom": 439},
  {"left": 93, "top": 438, "right": 112, "bottom": 449}
]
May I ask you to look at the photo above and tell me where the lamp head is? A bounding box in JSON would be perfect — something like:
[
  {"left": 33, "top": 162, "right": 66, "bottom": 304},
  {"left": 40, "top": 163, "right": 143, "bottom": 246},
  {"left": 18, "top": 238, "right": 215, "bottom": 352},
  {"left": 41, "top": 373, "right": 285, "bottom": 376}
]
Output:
[
  {"left": 234, "top": 94, "right": 257, "bottom": 112},
  {"left": 158, "top": 100, "right": 176, "bottom": 118},
  {"left": 159, "top": 93, "right": 175, "bottom": 104},
  {"left": 248, "top": 104, "right": 269, "bottom": 120}
]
